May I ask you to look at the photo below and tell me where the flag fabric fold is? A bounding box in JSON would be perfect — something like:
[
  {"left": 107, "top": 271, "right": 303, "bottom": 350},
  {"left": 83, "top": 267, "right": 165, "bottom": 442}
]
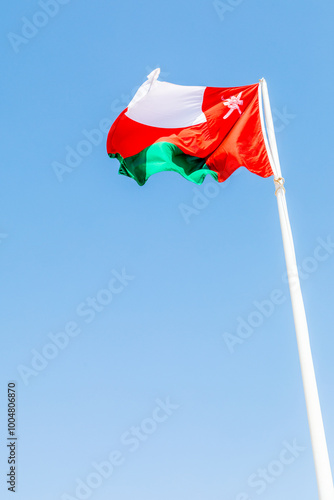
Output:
[{"left": 107, "top": 69, "right": 273, "bottom": 185}]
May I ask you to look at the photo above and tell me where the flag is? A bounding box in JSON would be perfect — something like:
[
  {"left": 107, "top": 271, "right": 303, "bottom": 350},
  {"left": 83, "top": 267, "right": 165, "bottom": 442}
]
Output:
[{"left": 107, "top": 69, "right": 273, "bottom": 186}]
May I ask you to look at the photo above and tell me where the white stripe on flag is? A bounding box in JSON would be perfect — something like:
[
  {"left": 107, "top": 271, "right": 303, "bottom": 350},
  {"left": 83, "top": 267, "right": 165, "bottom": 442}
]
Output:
[{"left": 126, "top": 73, "right": 207, "bottom": 128}]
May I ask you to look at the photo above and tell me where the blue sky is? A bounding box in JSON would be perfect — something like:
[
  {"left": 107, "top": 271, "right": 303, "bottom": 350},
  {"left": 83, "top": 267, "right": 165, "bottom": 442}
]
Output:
[{"left": 1, "top": 1, "right": 334, "bottom": 499}]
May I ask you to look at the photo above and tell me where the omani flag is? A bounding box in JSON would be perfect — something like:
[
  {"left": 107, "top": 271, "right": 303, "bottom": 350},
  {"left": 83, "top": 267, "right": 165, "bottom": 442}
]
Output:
[{"left": 107, "top": 69, "right": 273, "bottom": 185}]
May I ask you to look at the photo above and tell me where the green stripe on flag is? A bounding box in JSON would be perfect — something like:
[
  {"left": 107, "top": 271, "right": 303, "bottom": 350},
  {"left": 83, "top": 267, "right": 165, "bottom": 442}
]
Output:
[{"left": 109, "top": 142, "right": 218, "bottom": 186}]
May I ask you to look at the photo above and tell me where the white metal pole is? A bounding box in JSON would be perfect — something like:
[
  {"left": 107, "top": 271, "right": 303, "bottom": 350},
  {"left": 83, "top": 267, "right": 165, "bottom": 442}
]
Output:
[{"left": 260, "top": 79, "right": 334, "bottom": 500}]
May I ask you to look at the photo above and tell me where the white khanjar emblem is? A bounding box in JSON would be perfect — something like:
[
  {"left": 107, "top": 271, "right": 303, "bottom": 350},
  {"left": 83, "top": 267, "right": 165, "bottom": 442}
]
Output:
[{"left": 222, "top": 92, "right": 243, "bottom": 119}]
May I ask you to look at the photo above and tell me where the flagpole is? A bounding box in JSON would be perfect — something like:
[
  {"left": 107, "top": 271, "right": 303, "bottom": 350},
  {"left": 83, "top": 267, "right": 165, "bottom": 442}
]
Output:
[{"left": 260, "top": 79, "right": 334, "bottom": 500}]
